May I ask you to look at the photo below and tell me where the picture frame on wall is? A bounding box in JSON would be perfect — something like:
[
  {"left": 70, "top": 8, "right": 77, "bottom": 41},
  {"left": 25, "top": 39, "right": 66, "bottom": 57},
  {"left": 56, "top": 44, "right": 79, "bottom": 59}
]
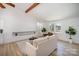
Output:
[
  {"left": 50, "top": 23, "right": 61, "bottom": 32},
  {"left": 55, "top": 25, "right": 61, "bottom": 32},
  {"left": 50, "top": 24, "right": 54, "bottom": 31}
]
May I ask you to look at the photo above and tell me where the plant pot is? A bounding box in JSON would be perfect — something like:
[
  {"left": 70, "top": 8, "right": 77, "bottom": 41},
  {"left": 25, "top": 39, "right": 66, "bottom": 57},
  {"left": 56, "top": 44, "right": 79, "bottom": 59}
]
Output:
[{"left": 68, "top": 39, "right": 72, "bottom": 43}]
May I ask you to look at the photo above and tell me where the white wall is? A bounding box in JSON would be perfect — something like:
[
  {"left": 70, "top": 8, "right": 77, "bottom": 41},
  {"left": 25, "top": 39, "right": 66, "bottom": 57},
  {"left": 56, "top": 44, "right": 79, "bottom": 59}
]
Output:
[
  {"left": 0, "top": 8, "right": 37, "bottom": 44},
  {"left": 48, "top": 17, "right": 79, "bottom": 44}
]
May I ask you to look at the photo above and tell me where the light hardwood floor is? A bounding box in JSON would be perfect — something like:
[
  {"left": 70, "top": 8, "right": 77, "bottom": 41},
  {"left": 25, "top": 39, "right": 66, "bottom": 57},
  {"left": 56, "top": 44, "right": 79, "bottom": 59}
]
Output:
[
  {"left": 0, "top": 43, "right": 23, "bottom": 56},
  {"left": 0, "top": 40, "right": 79, "bottom": 56},
  {"left": 51, "top": 40, "right": 79, "bottom": 56}
]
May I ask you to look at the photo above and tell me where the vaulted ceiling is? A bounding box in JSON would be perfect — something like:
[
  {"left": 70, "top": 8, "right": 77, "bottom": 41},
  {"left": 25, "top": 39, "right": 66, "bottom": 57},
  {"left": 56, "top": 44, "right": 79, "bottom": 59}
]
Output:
[
  {"left": 28, "top": 3, "right": 79, "bottom": 21},
  {"left": 0, "top": 3, "right": 79, "bottom": 21}
]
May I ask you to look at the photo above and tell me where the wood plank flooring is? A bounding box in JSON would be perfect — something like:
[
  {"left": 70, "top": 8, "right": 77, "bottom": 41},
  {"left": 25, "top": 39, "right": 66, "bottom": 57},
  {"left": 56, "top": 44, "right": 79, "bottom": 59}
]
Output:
[
  {"left": 0, "top": 43, "right": 23, "bottom": 56},
  {"left": 51, "top": 40, "right": 79, "bottom": 56},
  {"left": 0, "top": 40, "right": 79, "bottom": 56}
]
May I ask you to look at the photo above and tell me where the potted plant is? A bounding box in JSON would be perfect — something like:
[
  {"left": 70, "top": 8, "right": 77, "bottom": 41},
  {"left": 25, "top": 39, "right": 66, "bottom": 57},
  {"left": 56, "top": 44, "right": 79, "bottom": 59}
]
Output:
[
  {"left": 41, "top": 28, "right": 47, "bottom": 32},
  {"left": 41, "top": 28, "right": 47, "bottom": 36},
  {"left": 65, "top": 26, "right": 76, "bottom": 43}
]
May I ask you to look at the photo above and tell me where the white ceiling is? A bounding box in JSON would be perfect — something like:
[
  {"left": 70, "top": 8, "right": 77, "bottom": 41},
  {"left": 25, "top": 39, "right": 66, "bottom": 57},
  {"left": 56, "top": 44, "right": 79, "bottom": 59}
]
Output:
[
  {"left": 1, "top": 3, "right": 79, "bottom": 21},
  {"left": 29, "top": 3, "right": 79, "bottom": 21}
]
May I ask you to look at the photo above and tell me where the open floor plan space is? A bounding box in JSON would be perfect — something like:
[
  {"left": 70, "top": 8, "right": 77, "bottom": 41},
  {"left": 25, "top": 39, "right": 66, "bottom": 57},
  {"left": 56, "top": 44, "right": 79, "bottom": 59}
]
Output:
[
  {"left": 0, "top": 3, "right": 79, "bottom": 56},
  {"left": 0, "top": 40, "right": 79, "bottom": 56}
]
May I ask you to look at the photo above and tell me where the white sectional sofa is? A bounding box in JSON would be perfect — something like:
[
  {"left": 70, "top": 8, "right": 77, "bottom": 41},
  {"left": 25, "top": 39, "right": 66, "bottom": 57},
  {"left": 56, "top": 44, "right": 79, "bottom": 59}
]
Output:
[{"left": 25, "top": 35, "right": 57, "bottom": 56}]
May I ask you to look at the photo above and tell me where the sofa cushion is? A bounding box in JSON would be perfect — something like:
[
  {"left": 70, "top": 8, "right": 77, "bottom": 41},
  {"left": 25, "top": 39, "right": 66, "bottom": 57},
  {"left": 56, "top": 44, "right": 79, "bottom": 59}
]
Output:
[{"left": 33, "top": 36, "right": 49, "bottom": 47}]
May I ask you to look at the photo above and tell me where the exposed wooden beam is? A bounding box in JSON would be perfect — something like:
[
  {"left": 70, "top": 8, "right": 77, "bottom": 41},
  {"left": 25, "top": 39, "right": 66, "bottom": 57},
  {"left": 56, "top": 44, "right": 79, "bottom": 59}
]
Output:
[
  {"left": 6, "top": 3, "right": 15, "bottom": 8},
  {"left": 25, "top": 3, "right": 40, "bottom": 13},
  {"left": 0, "top": 3, "right": 6, "bottom": 8}
]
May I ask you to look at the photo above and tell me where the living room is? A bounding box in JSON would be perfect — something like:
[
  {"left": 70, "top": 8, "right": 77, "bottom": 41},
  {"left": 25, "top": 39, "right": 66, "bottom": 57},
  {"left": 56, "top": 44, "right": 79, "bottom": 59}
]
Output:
[{"left": 0, "top": 3, "right": 79, "bottom": 56}]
